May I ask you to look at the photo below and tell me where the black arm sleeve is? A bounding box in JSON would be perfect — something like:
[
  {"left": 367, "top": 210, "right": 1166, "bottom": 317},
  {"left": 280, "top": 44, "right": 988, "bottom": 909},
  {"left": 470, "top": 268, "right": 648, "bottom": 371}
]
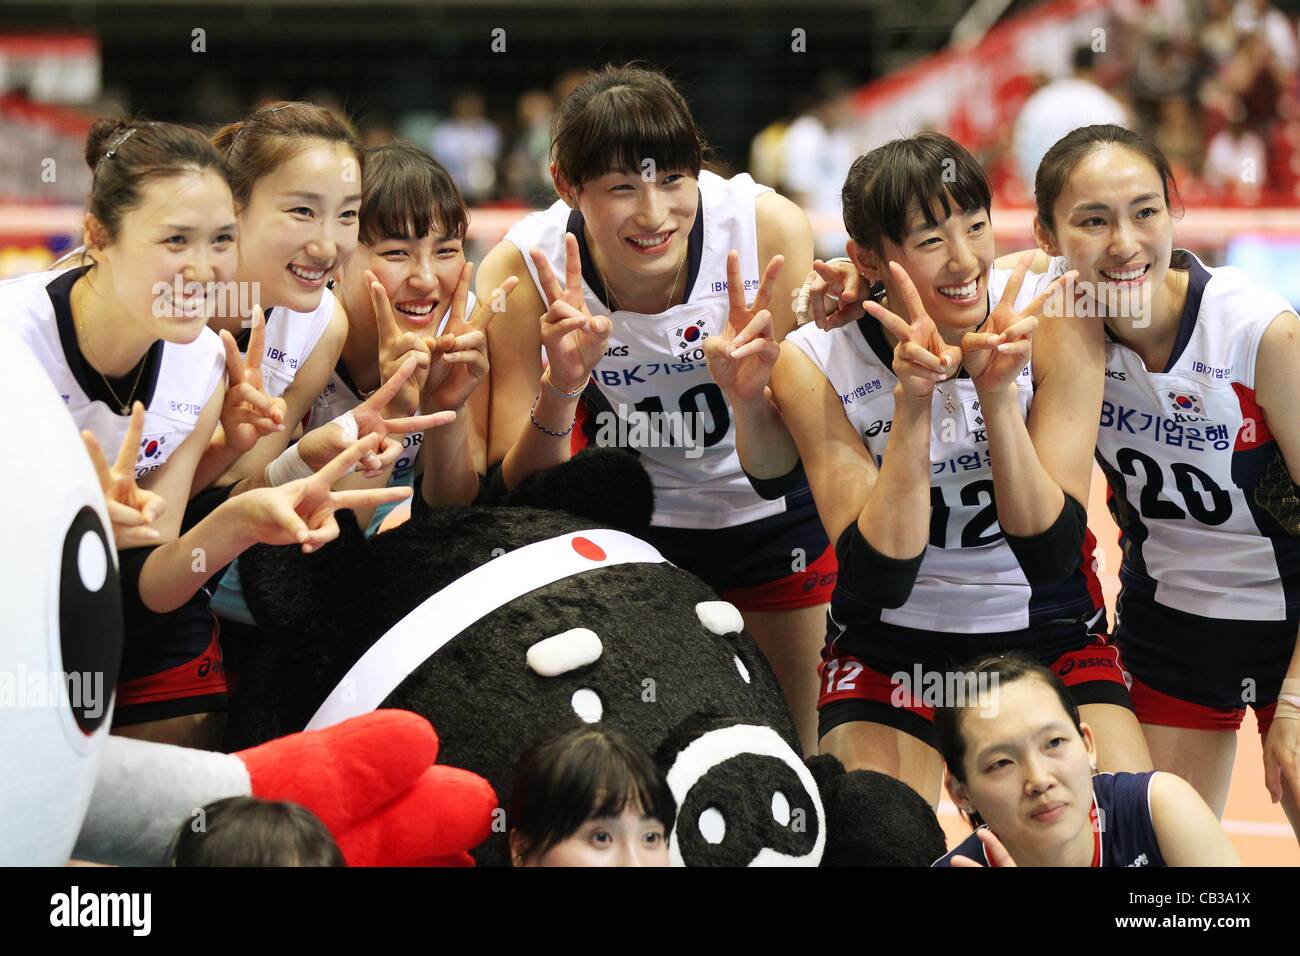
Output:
[
  {"left": 743, "top": 460, "right": 806, "bottom": 501},
  {"left": 1001, "top": 493, "right": 1088, "bottom": 585},
  {"left": 834, "top": 523, "right": 924, "bottom": 610}
]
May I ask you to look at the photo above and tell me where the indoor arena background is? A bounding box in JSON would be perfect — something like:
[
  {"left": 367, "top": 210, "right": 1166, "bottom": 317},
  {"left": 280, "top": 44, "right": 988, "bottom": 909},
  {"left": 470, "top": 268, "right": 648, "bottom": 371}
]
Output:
[{"left": 0, "top": 0, "right": 1296, "bottom": 864}]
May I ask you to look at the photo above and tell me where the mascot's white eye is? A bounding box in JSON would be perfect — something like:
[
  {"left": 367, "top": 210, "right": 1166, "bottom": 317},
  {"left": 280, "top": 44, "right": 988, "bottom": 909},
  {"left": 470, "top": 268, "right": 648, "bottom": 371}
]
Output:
[
  {"left": 77, "top": 529, "right": 108, "bottom": 592},
  {"left": 733, "top": 655, "right": 750, "bottom": 684},
  {"left": 771, "top": 791, "right": 791, "bottom": 827},
  {"left": 695, "top": 601, "right": 743, "bottom": 636},
  {"left": 570, "top": 688, "right": 602, "bottom": 723},
  {"left": 698, "top": 807, "right": 726, "bottom": 845}
]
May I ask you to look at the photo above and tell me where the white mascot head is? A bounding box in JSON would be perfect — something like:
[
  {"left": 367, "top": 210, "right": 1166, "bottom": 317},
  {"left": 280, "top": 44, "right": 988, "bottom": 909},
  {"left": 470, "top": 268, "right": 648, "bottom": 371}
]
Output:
[{"left": 0, "top": 324, "right": 122, "bottom": 864}]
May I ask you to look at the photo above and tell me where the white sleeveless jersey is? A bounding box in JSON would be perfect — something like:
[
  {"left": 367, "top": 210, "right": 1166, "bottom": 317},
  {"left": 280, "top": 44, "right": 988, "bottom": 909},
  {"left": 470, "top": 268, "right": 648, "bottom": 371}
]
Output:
[
  {"left": 0, "top": 266, "right": 224, "bottom": 482},
  {"left": 244, "top": 289, "right": 336, "bottom": 400},
  {"left": 505, "top": 170, "right": 784, "bottom": 530},
  {"left": 1046, "top": 250, "right": 1300, "bottom": 621},
  {"left": 785, "top": 267, "right": 1100, "bottom": 634},
  {"left": 306, "top": 292, "right": 474, "bottom": 486}
]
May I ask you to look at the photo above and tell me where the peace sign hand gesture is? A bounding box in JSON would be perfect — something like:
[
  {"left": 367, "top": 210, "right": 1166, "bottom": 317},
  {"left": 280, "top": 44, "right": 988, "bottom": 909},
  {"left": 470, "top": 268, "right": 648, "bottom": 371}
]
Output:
[
  {"left": 961, "top": 253, "right": 1076, "bottom": 395},
  {"left": 295, "top": 356, "right": 457, "bottom": 478},
  {"left": 863, "top": 261, "right": 962, "bottom": 400},
  {"left": 705, "top": 251, "right": 785, "bottom": 404},
  {"left": 81, "top": 401, "right": 168, "bottom": 549},
  {"left": 236, "top": 433, "right": 414, "bottom": 553},
  {"left": 420, "top": 263, "right": 517, "bottom": 413},
  {"left": 218, "top": 307, "right": 287, "bottom": 454},
  {"left": 531, "top": 233, "right": 612, "bottom": 394}
]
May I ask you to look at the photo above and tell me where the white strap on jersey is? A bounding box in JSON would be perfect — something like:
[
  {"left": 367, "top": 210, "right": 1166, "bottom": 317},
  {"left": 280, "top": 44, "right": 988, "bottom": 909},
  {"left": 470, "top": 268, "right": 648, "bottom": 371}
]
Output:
[{"left": 306, "top": 528, "right": 670, "bottom": 730}]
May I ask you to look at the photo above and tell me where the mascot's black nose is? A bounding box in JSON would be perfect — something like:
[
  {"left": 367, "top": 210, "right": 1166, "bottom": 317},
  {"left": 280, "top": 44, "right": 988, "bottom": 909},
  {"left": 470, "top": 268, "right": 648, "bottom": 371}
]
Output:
[{"left": 672, "top": 753, "right": 820, "bottom": 866}]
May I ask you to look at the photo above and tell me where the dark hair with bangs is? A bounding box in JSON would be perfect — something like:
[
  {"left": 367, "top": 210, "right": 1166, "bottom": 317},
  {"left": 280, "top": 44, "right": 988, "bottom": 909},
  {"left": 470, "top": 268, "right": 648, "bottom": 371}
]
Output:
[
  {"left": 841, "top": 132, "right": 991, "bottom": 257},
  {"left": 551, "top": 64, "right": 706, "bottom": 189},
  {"left": 509, "top": 724, "right": 677, "bottom": 860},
  {"left": 1034, "top": 124, "right": 1182, "bottom": 235},
  {"left": 932, "top": 653, "right": 1085, "bottom": 829},
  {"left": 359, "top": 140, "right": 468, "bottom": 246}
]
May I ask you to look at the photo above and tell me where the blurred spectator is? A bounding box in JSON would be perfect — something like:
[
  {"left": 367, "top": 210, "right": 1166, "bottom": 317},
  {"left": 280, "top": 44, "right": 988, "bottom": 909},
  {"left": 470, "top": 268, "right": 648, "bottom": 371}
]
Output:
[
  {"left": 430, "top": 89, "right": 501, "bottom": 204},
  {"left": 1232, "top": 0, "right": 1298, "bottom": 72},
  {"left": 1012, "top": 46, "right": 1130, "bottom": 192},
  {"left": 1201, "top": 0, "right": 1242, "bottom": 67},
  {"left": 1132, "top": 27, "right": 1201, "bottom": 131},
  {"left": 1205, "top": 95, "right": 1267, "bottom": 200},
  {"left": 781, "top": 73, "right": 856, "bottom": 257},
  {"left": 1155, "top": 96, "right": 1205, "bottom": 178},
  {"left": 503, "top": 88, "right": 554, "bottom": 206}
]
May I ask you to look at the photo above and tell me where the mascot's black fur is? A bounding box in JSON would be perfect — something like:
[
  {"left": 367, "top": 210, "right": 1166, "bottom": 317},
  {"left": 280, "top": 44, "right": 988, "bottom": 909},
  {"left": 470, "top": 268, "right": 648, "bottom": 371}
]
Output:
[{"left": 229, "top": 450, "right": 946, "bottom": 866}]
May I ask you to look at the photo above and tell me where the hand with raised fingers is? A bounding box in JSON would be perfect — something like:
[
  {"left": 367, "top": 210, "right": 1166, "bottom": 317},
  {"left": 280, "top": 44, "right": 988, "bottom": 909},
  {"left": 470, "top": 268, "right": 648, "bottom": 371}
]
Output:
[
  {"left": 421, "top": 262, "right": 516, "bottom": 413},
  {"left": 368, "top": 270, "right": 435, "bottom": 418},
  {"left": 295, "top": 356, "right": 456, "bottom": 479},
  {"left": 81, "top": 402, "right": 167, "bottom": 549},
  {"left": 962, "top": 254, "right": 1076, "bottom": 395},
  {"left": 217, "top": 306, "right": 287, "bottom": 453},
  {"left": 863, "top": 261, "right": 962, "bottom": 400},
  {"left": 532, "top": 233, "right": 611, "bottom": 394},
  {"left": 236, "top": 433, "right": 414, "bottom": 553},
  {"left": 950, "top": 828, "right": 1018, "bottom": 867},
  {"left": 795, "top": 257, "right": 865, "bottom": 331},
  {"left": 705, "top": 250, "right": 784, "bottom": 404}
]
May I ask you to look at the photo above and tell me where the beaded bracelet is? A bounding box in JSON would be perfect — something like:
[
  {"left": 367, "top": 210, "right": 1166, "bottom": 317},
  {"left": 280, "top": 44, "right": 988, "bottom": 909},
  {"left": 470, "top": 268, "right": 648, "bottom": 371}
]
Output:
[
  {"left": 530, "top": 395, "right": 576, "bottom": 438},
  {"left": 542, "top": 366, "right": 587, "bottom": 400}
]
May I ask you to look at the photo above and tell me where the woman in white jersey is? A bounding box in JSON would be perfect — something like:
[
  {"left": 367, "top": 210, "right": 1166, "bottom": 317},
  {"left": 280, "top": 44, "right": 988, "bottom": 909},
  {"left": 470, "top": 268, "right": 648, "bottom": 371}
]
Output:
[
  {"left": 478, "top": 64, "right": 833, "bottom": 754},
  {"left": 729, "top": 133, "right": 1152, "bottom": 805},
  {"left": 0, "top": 117, "right": 410, "bottom": 747},
  {"left": 310, "top": 140, "right": 517, "bottom": 534},
  {"left": 1026, "top": 125, "right": 1300, "bottom": 841}
]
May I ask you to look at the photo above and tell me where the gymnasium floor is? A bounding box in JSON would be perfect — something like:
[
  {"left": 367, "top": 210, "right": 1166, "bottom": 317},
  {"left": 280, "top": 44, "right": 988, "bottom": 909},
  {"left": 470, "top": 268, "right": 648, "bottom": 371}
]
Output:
[{"left": 935, "top": 468, "right": 1300, "bottom": 865}]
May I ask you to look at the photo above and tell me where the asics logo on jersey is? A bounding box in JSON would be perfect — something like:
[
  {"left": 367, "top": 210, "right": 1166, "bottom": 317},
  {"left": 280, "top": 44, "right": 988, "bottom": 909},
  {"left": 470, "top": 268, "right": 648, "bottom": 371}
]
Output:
[
  {"left": 864, "top": 419, "right": 891, "bottom": 438},
  {"left": 1105, "top": 368, "right": 1127, "bottom": 381},
  {"left": 604, "top": 345, "right": 629, "bottom": 357},
  {"left": 1057, "top": 656, "right": 1115, "bottom": 677}
]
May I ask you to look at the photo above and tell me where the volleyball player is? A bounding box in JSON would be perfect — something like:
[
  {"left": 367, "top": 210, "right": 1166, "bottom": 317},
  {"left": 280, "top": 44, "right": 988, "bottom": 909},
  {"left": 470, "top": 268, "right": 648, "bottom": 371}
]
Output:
[
  {"left": 1027, "top": 125, "right": 1300, "bottom": 841},
  {"left": 476, "top": 64, "right": 833, "bottom": 753}
]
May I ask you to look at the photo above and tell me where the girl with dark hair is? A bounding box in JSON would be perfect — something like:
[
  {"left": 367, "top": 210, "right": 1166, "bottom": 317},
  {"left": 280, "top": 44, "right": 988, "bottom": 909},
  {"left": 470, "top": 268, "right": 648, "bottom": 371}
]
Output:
[
  {"left": 1028, "top": 124, "right": 1300, "bottom": 843},
  {"left": 0, "top": 117, "right": 408, "bottom": 747},
  {"left": 312, "top": 140, "right": 519, "bottom": 533},
  {"left": 734, "top": 132, "right": 1151, "bottom": 806},
  {"left": 479, "top": 64, "right": 833, "bottom": 755},
  {"left": 932, "top": 655, "right": 1237, "bottom": 867},
  {"left": 508, "top": 725, "right": 676, "bottom": 867},
  {"left": 170, "top": 796, "right": 345, "bottom": 867}
]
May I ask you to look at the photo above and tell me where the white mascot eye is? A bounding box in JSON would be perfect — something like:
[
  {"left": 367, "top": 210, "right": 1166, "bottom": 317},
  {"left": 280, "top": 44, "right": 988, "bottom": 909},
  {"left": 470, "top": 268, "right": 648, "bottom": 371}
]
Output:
[
  {"left": 771, "top": 791, "right": 791, "bottom": 827},
  {"left": 570, "top": 688, "right": 602, "bottom": 723},
  {"left": 698, "top": 807, "right": 726, "bottom": 845},
  {"left": 77, "top": 530, "right": 108, "bottom": 592}
]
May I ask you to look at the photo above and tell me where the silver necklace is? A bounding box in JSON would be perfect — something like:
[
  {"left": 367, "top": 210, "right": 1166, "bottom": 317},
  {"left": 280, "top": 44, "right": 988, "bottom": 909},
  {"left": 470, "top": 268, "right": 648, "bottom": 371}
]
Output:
[{"left": 596, "top": 245, "right": 687, "bottom": 316}]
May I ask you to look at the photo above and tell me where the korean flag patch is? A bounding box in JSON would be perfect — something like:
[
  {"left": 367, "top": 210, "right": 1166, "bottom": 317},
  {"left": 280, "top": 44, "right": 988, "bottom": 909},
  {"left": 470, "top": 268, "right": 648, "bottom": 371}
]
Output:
[
  {"left": 1166, "top": 391, "right": 1205, "bottom": 418},
  {"left": 667, "top": 318, "right": 709, "bottom": 359}
]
